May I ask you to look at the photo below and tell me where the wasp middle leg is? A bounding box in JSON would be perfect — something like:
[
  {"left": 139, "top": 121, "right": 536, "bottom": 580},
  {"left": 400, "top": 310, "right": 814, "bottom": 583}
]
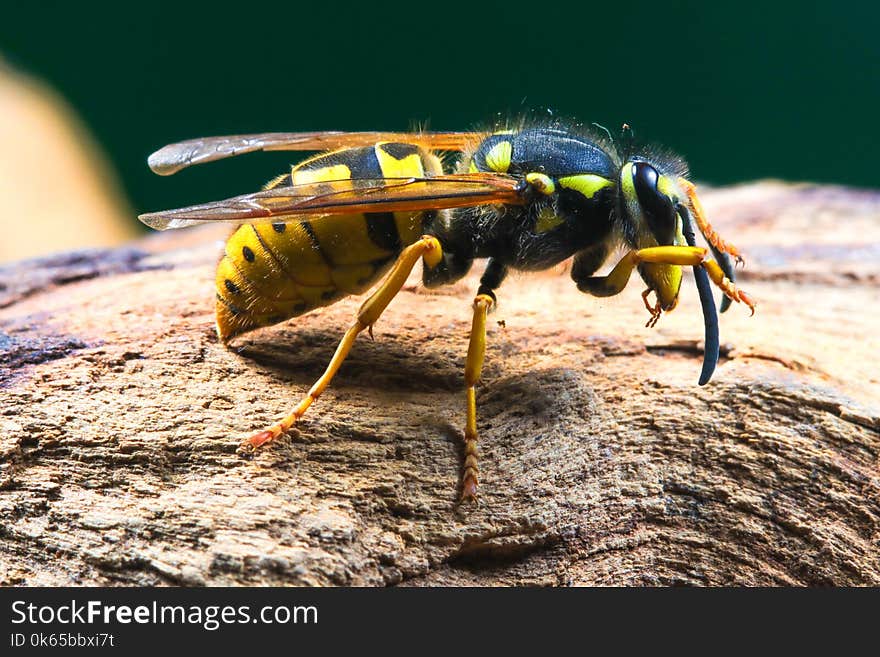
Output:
[
  {"left": 240, "top": 235, "right": 443, "bottom": 452},
  {"left": 460, "top": 258, "right": 507, "bottom": 503}
]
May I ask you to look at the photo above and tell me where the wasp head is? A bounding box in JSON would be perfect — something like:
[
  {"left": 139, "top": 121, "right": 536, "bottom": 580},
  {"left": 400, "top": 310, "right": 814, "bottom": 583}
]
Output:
[{"left": 618, "top": 159, "right": 688, "bottom": 311}]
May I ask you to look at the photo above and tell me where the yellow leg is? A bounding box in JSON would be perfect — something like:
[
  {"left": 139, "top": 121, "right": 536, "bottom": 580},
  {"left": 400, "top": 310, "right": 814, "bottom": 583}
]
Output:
[
  {"left": 240, "top": 235, "right": 443, "bottom": 452},
  {"left": 461, "top": 293, "right": 493, "bottom": 503},
  {"left": 577, "top": 245, "right": 755, "bottom": 314},
  {"left": 678, "top": 178, "right": 743, "bottom": 263}
]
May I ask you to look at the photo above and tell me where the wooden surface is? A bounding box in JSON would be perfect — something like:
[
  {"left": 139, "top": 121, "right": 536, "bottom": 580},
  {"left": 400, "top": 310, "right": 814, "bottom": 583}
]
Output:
[{"left": 1, "top": 181, "right": 878, "bottom": 586}]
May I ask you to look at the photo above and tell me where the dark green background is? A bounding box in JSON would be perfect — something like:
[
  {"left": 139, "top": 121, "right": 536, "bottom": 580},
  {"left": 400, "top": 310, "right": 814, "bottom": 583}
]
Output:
[{"left": 2, "top": 1, "right": 877, "bottom": 220}]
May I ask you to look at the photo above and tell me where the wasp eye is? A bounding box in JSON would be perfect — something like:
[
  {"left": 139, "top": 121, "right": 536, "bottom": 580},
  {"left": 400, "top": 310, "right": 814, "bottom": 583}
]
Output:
[
  {"left": 632, "top": 161, "right": 658, "bottom": 195},
  {"left": 632, "top": 162, "right": 676, "bottom": 245}
]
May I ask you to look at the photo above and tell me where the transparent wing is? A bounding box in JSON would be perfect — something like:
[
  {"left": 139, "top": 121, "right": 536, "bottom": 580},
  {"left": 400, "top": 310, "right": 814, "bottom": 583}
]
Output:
[
  {"left": 138, "top": 172, "right": 525, "bottom": 230},
  {"left": 147, "top": 131, "right": 485, "bottom": 176}
]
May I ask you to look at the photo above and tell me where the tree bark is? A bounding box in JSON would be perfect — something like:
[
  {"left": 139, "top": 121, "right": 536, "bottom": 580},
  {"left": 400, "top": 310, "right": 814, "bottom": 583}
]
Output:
[{"left": 1, "top": 181, "right": 878, "bottom": 586}]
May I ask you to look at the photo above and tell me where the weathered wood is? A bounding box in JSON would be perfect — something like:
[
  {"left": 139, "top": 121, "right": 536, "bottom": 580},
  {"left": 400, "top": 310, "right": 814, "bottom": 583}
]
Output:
[{"left": 1, "top": 181, "right": 878, "bottom": 586}]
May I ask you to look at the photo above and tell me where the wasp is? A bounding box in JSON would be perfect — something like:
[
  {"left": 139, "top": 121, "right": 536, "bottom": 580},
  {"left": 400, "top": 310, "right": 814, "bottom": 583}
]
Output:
[{"left": 139, "top": 119, "right": 755, "bottom": 502}]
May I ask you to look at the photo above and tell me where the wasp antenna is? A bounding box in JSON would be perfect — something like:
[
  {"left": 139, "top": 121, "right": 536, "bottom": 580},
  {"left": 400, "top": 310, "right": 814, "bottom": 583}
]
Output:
[
  {"left": 591, "top": 122, "right": 615, "bottom": 146},
  {"left": 677, "top": 203, "right": 720, "bottom": 385}
]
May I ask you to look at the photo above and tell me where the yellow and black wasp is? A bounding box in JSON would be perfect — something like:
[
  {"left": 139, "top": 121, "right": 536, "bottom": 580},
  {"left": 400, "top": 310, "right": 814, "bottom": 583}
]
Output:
[{"left": 139, "top": 118, "right": 755, "bottom": 502}]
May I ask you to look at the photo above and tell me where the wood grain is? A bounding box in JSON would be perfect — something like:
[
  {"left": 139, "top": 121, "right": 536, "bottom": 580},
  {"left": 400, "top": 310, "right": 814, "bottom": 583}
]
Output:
[{"left": 1, "top": 181, "right": 878, "bottom": 586}]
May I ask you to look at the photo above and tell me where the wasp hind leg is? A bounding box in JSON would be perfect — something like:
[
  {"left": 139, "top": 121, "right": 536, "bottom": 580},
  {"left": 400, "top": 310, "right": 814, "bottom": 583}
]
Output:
[
  {"left": 240, "top": 235, "right": 443, "bottom": 452},
  {"left": 460, "top": 259, "right": 507, "bottom": 503}
]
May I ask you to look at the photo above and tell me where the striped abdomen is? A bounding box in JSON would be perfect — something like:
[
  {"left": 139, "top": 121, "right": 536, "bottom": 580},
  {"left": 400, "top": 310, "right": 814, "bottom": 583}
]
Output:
[{"left": 215, "top": 142, "right": 444, "bottom": 341}]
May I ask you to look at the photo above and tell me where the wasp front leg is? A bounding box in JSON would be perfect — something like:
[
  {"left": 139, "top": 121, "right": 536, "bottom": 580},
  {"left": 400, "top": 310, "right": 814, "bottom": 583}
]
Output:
[{"left": 575, "top": 246, "right": 756, "bottom": 316}]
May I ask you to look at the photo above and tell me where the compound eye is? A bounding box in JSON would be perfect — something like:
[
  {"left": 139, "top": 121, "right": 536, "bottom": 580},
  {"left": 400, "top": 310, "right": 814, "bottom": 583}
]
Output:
[
  {"left": 632, "top": 161, "right": 659, "bottom": 196},
  {"left": 632, "top": 162, "right": 676, "bottom": 244}
]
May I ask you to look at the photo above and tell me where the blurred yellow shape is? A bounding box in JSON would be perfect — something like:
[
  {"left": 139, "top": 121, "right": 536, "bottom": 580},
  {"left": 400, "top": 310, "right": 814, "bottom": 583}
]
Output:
[{"left": 0, "top": 59, "right": 136, "bottom": 263}]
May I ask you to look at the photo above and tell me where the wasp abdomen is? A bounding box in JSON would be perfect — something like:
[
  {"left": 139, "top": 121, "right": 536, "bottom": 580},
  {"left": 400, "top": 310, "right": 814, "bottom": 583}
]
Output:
[{"left": 215, "top": 142, "right": 444, "bottom": 341}]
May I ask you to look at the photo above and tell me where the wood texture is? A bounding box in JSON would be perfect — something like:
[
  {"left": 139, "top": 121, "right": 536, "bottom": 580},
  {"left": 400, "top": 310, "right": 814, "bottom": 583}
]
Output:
[{"left": 1, "top": 181, "right": 878, "bottom": 586}]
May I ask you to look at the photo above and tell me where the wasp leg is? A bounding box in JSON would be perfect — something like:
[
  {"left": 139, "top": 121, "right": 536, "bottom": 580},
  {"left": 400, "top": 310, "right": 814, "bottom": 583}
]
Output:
[
  {"left": 700, "top": 259, "right": 756, "bottom": 315},
  {"left": 460, "top": 259, "right": 507, "bottom": 503},
  {"left": 677, "top": 178, "right": 743, "bottom": 263},
  {"left": 241, "top": 235, "right": 443, "bottom": 452},
  {"left": 575, "top": 246, "right": 756, "bottom": 315},
  {"left": 462, "top": 293, "right": 493, "bottom": 503},
  {"left": 641, "top": 288, "right": 662, "bottom": 328}
]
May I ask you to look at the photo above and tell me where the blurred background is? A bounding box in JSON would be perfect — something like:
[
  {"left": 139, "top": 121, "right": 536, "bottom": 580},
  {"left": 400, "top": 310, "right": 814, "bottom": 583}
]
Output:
[{"left": 1, "top": 1, "right": 878, "bottom": 262}]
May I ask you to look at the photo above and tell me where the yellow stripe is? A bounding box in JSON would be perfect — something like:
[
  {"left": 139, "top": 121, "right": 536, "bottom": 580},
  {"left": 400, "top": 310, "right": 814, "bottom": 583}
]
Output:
[
  {"left": 535, "top": 207, "right": 564, "bottom": 233},
  {"left": 374, "top": 143, "right": 424, "bottom": 178},
  {"left": 252, "top": 222, "right": 332, "bottom": 287},
  {"left": 558, "top": 174, "right": 613, "bottom": 199},
  {"left": 375, "top": 143, "right": 428, "bottom": 247},
  {"left": 292, "top": 158, "right": 392, "bottom": 265},
  {"left": 292, "top": 163, "right": 352, "bottom": 185},
  {"left": 484, "top": 141, "right": 512, "bottom": 173},
  {"left": 656, "top": 174, "right": 679, "bottom": 201}
]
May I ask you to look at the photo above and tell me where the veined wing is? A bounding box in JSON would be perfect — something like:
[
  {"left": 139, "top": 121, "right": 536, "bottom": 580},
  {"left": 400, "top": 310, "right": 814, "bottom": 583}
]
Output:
[
  {"left": 138, "top": 172, "right": 524, "bottom": 230},
  {"left": 148, "top": 131, "right": 485, "bottom": 176}
]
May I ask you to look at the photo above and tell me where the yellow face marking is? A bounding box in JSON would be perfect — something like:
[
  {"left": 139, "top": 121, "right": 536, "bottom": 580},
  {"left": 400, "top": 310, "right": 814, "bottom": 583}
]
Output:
[
  {"left": 484, "top": 141, "right": 512, "bottom": 173},
  {"left": 656, "top": 174, "right": 680, "bottom": 202},
  {"left": 525, "top": 172, "right": 555, "bottom": 195},
  {"left": 621, "top": 162, "right": 638, "bottom": 203},
  {"left": 468, "top": 159, "right": 479, "bottom": 173},
  {"left": 558, "top": 174, "right": 612, "bottom": 199},
  {"left": 535, "top": 206, "right": 564, "bottom": 233}
]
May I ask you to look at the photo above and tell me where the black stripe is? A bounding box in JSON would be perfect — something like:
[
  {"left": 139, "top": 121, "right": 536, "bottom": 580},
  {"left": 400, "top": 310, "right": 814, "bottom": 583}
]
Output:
[
  {"left": 347, "top": 145, "right": 383, "bottom": 179},
  {"left": 365, "top": 213, "right": 402, "bottom": 252},
  {"left": 296, "top": 146, "right": 378, "bottom": 178},
  {"left": 249, "top": 225, "right": 279, "bottom": 266},
  {"left": 378, "top": 142, "right": 420, "bottom": 160},
  {"left": 301, "top": 220, "right": 334, "bottom": 267}
]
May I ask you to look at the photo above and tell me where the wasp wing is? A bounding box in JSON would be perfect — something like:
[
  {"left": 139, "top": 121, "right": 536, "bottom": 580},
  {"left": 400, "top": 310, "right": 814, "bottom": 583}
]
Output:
[
  {"left": 138, "top": 173, "right": 524, "bottom": 230},
  {"left": 147, "top": 131, "right": 485, "bottom": 176}
]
